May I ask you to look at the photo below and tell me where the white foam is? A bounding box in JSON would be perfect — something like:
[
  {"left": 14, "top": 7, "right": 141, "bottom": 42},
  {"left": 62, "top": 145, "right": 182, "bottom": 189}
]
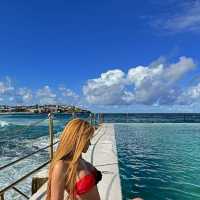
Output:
[
  {"left": 0, "top": 138, "right": 56, "bottom": 199},
  {"left": 0, "top": 120, "right": 9, "bottom": 127}
]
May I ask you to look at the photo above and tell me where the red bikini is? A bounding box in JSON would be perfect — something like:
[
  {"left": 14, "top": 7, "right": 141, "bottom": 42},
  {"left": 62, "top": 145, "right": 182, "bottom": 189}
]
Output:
[
  {"left": 74, "top": 169, "right": 97, "bottom": 195},
  {"left": 65, "top": 159, "right": 102, "bottom": 197}
]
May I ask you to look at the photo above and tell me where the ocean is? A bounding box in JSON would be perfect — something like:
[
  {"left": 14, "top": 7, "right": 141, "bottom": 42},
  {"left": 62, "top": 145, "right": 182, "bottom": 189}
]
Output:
[{"left": 0, "top": 113, "right": 200, "bottom": 199}]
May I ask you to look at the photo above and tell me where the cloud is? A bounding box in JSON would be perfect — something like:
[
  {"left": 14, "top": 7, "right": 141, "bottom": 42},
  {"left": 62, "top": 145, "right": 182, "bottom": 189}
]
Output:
[
  {"left": 0, "top": 77, "right": 80, "bottom": 106},
  {"left": 0, "top": 55, "right": 198, "bottom": 111},
  {"left": 57, "top": 86, "right": 80, "bottom": 105},
  {"left": 36, "top": 85, "right": 57, "bottom": 105},
  {"left": 0, "top": 77, "right": 14, "bottom": 95},
  {"left": 0, "top": 77, "right": 15, "bottom": 104},
  {"left": 176, "top": 82, "right": 200, "bottom": 105},
  {"left": 15, "top": 88, "right": 33, "bottom": 105},
  {"left": 0, "top": 77, "right": 34, "bottom": 105},
  {"left": 165, "top": 1, "right": 200, "bottom": 32},
  {"left": 34, "top": 85, "right": 80, "bottom": 105},
  {"left": 152, "top": 1, "right": 200, "bottom": 33},
  {"left": 83, "top": 69, "right": 128, "bottom": 105},
  {"left": 83, "top": 56, "right": 197, "bottom": 106},
  {"left": 126, "top": 56, "right": 196, "bottom": 104},
  {"left": 59, "top": 86, "right": 79, "bottom": 99}
]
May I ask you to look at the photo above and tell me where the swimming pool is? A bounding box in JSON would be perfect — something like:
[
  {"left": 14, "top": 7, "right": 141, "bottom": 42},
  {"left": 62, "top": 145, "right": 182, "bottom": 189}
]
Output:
[{"left": 115, "top": 123, "right": 200, "bottom": 200}]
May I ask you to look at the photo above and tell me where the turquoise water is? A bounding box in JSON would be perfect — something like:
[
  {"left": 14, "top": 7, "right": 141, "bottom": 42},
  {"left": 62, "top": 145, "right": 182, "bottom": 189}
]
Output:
[
  {"left": 115, "top": 123, "right": 200, "bottom": 200},
  {"left": 1, "top": 114, "right": 200, "bottom": 199}
]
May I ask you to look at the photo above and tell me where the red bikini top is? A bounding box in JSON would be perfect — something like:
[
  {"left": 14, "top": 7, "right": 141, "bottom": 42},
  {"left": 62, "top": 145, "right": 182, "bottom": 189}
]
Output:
[
  {"left": 75, "top": 169, "right": 97, "bottom": 195},
  {"left": 66, "top": 169, "right": 97, "bottom": 196}
]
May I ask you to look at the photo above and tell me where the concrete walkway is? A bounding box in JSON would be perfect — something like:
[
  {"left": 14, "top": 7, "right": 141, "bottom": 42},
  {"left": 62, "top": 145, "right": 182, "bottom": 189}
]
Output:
[{"left": 29, "top": 123, "right": 122, "bottom": 200}]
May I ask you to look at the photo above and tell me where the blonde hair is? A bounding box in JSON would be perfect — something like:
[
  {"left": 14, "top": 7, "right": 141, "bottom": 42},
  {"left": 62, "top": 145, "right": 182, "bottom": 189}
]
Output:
[{"left": 46, "top": 118, "right": 95, "bottom": 200}]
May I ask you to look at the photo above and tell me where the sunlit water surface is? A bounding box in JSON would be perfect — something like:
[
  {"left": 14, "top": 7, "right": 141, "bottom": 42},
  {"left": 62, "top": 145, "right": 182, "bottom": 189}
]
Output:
[{"left": 115, "top": 123, "right": 200, "bottom": 200}]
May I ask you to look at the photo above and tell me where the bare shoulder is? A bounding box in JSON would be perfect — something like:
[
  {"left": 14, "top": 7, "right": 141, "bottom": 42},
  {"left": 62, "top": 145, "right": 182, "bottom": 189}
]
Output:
[
  {"left": 54, "top": 160, "right": 67, "bottom": 170},
  {"left": 52, "top": 160, "right": 67, "bottom": 178}
]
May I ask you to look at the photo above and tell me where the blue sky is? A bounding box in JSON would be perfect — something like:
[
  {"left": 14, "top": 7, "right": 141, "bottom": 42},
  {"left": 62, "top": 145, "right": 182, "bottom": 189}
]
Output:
[{"left": 0, "top": 0, "right": 200, "bottom": 112}]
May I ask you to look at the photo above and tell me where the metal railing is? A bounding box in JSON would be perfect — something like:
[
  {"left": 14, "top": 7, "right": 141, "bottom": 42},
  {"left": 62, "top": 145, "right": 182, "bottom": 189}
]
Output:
[{"left": 0, "top": 112, "right": 103, "bottom": 200}]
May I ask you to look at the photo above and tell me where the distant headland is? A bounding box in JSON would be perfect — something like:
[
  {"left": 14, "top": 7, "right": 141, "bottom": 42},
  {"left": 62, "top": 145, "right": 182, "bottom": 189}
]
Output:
[{"left": 0, "top": 104, "right": 91, "bottom": 114}]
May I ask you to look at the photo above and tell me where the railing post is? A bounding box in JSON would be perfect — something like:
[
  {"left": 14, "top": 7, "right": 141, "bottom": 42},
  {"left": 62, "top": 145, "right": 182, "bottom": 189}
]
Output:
[
  {"left": 100, "top": 113, "right": 104, "bottom": 123},
  {"left": 0, "top": 193, "right": 4, "bottom": 200},
  {"left": 97, "top": 113, "right": 100, "bottom": 124},
  {"left": 93, "top": 113, "right": 97, "bottom": 128},
  {"left": 99, "top": 113, "right": 104, "bottom": 124},
  {"left": 89, "top": 113, "right": 92, "bottom": 125},
  {"left": 48, "top": 113, "right": 54, "bottom": 161},
  {"left": 72, "top": 112, "right": 75, "bottom": 119},
  {"left": 99, "top": 113, "right": 102, "bottom": 124}
]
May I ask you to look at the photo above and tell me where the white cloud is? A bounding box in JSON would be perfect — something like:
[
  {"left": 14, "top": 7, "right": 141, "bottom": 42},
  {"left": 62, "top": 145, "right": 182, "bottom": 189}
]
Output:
[
  {"left": 126, "top": 56, "right": 196, "bottom": 104},
  {"left": 127, "top": 64, "right": 164, "bottom": 87},
  {"left": 0, "top": 77, "right": 34, "bottom": 105},
  {"left": 164, "top": 1, "right": 200, "bottom": 32},
  {"left": 0, "top": 55, "right": 198, "bottom": 111},
  {"left": 58, "top": 86, "right": 80, "bottom": 105},
  {"left": 83, "top": 69, "right": 128, "bottom": 105},
  {"left": 176, "top": 82, "right": 200, "bottom": 105},
  {"left": 152, "top": 1, "right": 200, "bottom": 33},
  {"left": 0, "top": 77, "right": 15, "bottom": 104},
  {"left": 15, "top": 88, "right": 33, "bottom": 105},
  {"left": 0, "top": 78, "right": 81, "bottom": 106},
  {"left": 83, "top": 56, "right": 197, "bottom": 106},
  {"left": 59, "top": 86, "right": 79, "bottom": 99},
  {"left": 36, "top": 85, "right": 57, "bottom": 105},
  {"left": 0, "top": 77, "right": 14, "bottom": 95},
  {"left": 35, "top": 85, "right": 80, "bottom": 105}
]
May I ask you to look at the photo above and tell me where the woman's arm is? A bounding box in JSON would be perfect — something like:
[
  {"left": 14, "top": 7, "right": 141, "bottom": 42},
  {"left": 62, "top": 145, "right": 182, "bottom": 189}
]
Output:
[{"left": 50, "top": 161, "right": 66, "bottom": 200}]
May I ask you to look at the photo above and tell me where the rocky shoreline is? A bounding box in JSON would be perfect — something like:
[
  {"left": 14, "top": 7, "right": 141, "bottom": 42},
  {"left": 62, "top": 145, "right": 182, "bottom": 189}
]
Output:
[{"left": 0, "top": 105, "right": 91, "bottom": 114}]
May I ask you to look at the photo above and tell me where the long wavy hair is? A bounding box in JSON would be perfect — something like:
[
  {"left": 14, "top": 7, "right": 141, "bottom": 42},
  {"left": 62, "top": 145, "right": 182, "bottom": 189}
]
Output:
[{"left": 46, "top": 118, "right": 95, "bottom": 200}]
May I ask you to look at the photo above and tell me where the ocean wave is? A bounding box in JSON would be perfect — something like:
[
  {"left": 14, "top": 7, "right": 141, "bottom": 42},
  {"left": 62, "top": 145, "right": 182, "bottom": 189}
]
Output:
[
  {"left": 0, "top": 118, "right": 64, "bottom": 127},
  {"left": 0, "top": 133, "right": 61, "bottom": 199},
  {"left": 0, "top": 120, "right": 9, "bottom": 127}
]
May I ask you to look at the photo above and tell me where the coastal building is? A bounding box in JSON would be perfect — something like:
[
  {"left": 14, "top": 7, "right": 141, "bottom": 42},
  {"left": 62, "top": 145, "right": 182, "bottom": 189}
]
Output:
[{"left": 0, "top": 104, "right": 90, "bottom": 114}]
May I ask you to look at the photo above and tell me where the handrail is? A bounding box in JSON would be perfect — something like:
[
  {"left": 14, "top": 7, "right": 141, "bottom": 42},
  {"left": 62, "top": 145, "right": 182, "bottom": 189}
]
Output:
[
  {"left": 0, "top": 113, "right": 98, "bottom": 171},
  {"left": 11, "top": 118, "right": 47, "bottom": 136},
  {"left": 12, "top": 186, "right": 30, "bottom": 199},
  {"left": 0, "top": 161, "right": 50, "bottom": 196},
  {"left": 0, "top": 140, "right": 59, "bottom": 171},
  {"left": 0, "top": 112, "right": 100, "bottom": 199}
]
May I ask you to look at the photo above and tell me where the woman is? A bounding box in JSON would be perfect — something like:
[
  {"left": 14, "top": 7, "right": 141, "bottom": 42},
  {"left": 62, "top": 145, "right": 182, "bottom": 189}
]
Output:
[{"left": 46, "top": 118, "right": 102, "bottom": 200}]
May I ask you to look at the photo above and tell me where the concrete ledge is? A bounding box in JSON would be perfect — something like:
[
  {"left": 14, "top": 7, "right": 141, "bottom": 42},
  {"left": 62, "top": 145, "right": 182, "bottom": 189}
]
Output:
[{"left": 30, "top": 123, "right": 122, "bottom": 200}]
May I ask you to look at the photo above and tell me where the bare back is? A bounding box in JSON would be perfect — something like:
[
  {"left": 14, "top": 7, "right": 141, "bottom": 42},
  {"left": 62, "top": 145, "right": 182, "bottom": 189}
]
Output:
[{"left": 50, "top": 159, "right": 101, "bottom": 200}]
